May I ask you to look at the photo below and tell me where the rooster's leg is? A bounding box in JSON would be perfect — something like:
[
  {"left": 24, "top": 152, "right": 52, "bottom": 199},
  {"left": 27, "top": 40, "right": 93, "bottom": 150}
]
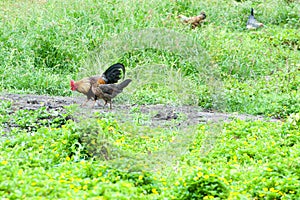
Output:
[
  {"left": 99, "top": 99, "right": 107, "bottom": 107},
  {"left": 80, "top": 99, "right": 89, "bottom": 107},
  {"left": 91, "top": 100, "right": 97, "bottom": 108}
]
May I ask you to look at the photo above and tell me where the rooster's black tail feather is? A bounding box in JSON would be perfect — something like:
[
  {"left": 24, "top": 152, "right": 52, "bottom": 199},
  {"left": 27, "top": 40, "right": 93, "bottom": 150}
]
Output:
[{"left": 103, "top": 63, "right": 126, "bottom": 84}]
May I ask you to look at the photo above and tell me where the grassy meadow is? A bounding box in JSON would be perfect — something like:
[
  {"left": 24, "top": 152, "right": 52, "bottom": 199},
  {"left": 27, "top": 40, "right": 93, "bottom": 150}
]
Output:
[{"left": 0, "top": 0, "right": 300, "bottom": 199}]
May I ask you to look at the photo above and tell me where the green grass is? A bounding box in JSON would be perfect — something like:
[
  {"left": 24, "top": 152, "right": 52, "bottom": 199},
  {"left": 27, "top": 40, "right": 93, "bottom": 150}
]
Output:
[
  {"left": 1, "top": 101, "right": 300, "bottom": 199},
  {"left": 0, "top": 0, "right": 300, "bottom": 198},
  {"left": 1, "top": 0, "right": 299, "bottom": 117}
]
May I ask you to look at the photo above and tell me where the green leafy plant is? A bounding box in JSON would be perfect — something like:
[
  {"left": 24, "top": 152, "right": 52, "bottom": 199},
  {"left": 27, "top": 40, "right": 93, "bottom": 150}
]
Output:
[{"left": 176, "top": 168, "right": 229, "bottom": 199}]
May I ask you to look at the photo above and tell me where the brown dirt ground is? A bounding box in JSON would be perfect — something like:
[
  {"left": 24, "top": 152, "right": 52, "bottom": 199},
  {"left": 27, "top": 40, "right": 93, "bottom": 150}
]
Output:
[{"left": 0, "top": 94, "right": 280, "bottom": 129}]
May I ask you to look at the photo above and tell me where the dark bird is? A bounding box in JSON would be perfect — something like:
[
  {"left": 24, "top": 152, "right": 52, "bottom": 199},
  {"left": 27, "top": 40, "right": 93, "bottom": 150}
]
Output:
[
  {"left": 178, "top": 11, "right": 206, "bottom": 29},
  {"left": 70, "top": 63, "right": 125, "bottom": 107},
  {"left": 246, "top": 8, "right": 264, "bottom": 30},
  {"left": 91, "top": 79, "right": 132, "bottom": 109}
]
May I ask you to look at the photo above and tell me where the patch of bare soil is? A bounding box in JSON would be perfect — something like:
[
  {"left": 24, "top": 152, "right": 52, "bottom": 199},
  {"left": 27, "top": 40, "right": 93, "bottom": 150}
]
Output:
[{"left": 0, "top": 94, "right": 280, "bottom": 129}]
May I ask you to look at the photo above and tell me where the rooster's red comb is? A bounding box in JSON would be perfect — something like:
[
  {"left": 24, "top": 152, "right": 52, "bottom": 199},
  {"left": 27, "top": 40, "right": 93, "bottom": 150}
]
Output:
[{"left": 70, "top": 80, "right": 76, "bottom": 91}]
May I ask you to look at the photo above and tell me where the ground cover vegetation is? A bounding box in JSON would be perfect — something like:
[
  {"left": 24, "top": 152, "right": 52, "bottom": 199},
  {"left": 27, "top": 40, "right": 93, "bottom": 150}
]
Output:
[{"left": 0, "top": 0, "right": 299, "bottom": 199}]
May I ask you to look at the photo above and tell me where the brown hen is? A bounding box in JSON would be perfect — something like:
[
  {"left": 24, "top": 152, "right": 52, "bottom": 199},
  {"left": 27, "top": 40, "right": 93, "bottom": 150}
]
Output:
[
  {"left": 178, "top": 12, "right": 206, "bottom": 29},
  {"left": 91, "top": 79, "right": 132, "bottom": 109}
]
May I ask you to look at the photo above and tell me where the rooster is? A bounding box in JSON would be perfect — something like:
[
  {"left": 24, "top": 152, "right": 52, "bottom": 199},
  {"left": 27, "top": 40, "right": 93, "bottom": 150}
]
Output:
[
  {"left": 91, "top": 79, "right": 132, "bottom": 109},
  {"left": 70, "top": 63, "right": 125, "bottom": 107},
  {"left": 246, "top": 8, "right": 264, "bottom": 30},
  {"left": 178, "top": 11, "right": 206, "bottom": 29}
]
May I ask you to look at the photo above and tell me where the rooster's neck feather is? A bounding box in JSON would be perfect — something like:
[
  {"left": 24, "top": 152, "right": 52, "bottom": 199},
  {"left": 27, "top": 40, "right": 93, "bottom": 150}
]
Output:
[{"left": 75, "top": 79, "right": 92, "bottom": 94}]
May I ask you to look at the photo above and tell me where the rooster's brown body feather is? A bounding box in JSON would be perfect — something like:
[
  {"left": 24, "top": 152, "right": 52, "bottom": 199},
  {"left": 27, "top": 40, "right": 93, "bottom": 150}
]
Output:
[{"left": 72, "top": 76, "right": 100, "bottom": 105}]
